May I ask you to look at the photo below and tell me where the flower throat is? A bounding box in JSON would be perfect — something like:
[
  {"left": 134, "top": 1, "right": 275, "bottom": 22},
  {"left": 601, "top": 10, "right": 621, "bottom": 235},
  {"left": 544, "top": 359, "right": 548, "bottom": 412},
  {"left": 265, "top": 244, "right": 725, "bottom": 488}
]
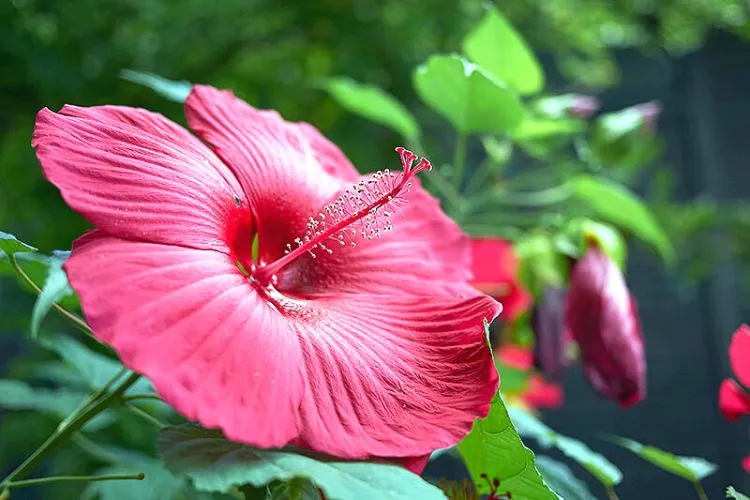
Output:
[{"left": 252, "top": 147, "right": 432, "bottom": 287}]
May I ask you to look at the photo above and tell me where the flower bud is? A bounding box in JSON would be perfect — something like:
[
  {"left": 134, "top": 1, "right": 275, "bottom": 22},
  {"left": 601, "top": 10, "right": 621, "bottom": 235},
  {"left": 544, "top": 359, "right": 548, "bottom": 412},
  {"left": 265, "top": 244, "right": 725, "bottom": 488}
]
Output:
[
  {"left": 531, "top": 286, "right": 569, "bottom": 381},
  {"left": 565, "top": 246, "right": 646, "bottom": 407}
]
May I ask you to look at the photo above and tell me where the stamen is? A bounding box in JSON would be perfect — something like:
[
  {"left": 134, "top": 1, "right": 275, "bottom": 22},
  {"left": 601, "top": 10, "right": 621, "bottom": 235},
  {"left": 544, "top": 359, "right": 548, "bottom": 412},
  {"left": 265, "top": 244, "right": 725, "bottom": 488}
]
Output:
[{"left": 253, "top": 147, "right": 431, "bottom": 286}]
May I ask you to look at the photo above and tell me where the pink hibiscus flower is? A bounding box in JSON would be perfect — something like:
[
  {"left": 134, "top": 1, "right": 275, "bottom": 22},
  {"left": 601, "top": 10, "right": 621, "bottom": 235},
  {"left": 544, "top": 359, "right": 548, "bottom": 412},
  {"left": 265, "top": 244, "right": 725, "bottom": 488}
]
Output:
[
  {"left": 470, "top": 238, "right": 531, "bottom": 322},
  {"left": 33, "top": 85, "right": 501, "bottom": 464}
]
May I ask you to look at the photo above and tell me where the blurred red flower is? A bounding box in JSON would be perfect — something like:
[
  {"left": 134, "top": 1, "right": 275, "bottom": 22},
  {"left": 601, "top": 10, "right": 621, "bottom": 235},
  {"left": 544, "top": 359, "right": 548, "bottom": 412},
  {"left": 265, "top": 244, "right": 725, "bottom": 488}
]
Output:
[
  {"left": 565, "top": 246, "right": 646, "bottom": 408},
  {"left": 718, "top": 325, "right": 750, "bottom": 474},
  {"left": 471, "top": 238, "right": 531, "bottom": 322}
]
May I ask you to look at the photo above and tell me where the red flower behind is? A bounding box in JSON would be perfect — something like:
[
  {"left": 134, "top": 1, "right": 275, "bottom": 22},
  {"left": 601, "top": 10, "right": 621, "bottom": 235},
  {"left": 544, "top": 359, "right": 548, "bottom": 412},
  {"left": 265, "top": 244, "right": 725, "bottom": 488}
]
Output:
[
  {"left": 718, "top": 325, "right": 750, "bottom": 473},
  {"left": 565, "top": 246, "right": 646, "bottom": 408},
  {"left": 33, "top": 86, "right": 501, "bottom": 465},
  {"left": 471, "top": 238, "right": 531, "bottom": 322}
]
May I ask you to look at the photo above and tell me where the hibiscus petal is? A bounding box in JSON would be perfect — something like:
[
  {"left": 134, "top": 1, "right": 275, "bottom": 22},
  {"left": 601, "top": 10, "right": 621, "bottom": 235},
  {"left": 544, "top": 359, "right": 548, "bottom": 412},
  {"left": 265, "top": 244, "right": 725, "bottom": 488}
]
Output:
[
  {"left": 65, "top": 234, "right": 305, "bottom": 448},
  {"left": 185, "top": 85, "right": 349, "bottom": 262},
  {"left": 718, "top": 378, "right": 750, "bottom": 422},
  {"left": 286, "top": 295, "right": 501, "bottom": 458},
  {"left": 729, "top": 325, "right": 750, "bottom": 387},
  {"left": 33, "top": 105, "right": 252, "bottom": 258},
  {"left": 276, "top": 178, "right": 476, "bottom": 298}
]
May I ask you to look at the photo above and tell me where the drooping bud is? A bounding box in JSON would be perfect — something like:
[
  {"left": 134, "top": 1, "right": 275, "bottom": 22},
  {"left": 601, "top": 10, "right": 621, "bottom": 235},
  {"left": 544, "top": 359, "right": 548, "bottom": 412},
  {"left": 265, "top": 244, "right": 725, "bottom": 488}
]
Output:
[
  {"left": 532, "top": 286, "right": 570, "bottom": 381},
  {"left": 565, "top": 246, "right": 646, "bottom": 408},
  {"left": 632, "top": 100, "right": 661, "bottom": 133}
]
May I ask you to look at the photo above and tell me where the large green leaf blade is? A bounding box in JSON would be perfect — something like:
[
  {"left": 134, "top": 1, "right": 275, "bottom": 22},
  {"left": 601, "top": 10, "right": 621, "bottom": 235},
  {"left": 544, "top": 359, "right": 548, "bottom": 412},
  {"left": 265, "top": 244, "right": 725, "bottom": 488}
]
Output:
[
  {"left": 322, "top": 77, "right": 420, "bottom": 141},
  {"left": 413, "top": 54, "right": 524, "bottom": 134},
  {"left": 567, "top": 175, "right": 675, "bottom": 265},
  {"left": 462, "top": 7, "right": 544, "bottom": 95},
  {"left": 158, "top": 424, "right": 446, "bottom": 500},
  {"left": 510, "top": 408, "right": 623, "bottom": 487},
  {"left": 120, "top": 70, "right": 192, "bottom": 103},
  {"left": 610, "top": 436, "right": 717, "bottom": 482},
  {"left": 534, "top": 456, "right": 598, "bottom": 500},
  {"left": 457, "top": 394, "right": 558, "bottom": 499}
]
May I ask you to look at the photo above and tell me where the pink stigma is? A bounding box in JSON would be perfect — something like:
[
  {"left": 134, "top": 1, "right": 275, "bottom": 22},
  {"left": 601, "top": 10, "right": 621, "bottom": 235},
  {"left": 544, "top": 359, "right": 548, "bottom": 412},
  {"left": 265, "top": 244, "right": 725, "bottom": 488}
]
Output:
[{"left": 253, "top": 148, "right": 431, "bottom": 287}]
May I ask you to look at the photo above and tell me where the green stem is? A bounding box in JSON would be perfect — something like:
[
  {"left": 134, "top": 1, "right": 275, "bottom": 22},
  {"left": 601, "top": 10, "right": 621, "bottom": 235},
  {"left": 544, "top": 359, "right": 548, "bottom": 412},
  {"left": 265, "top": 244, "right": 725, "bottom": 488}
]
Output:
[
  {"left": 124, "top": 403, "right": 166, "bottom": 428},
  {"left": 122, "top": 394, "right": 163, "bottom": 403},
  {"left": 453, "top": 133, "right": 468, "bottom": 188},
  {"left": 10, "top": 254, "right": 93, "bottom": 337},
  {"left": 693, "top": 481, "right": 708, "bottom": 500},
  {"left": 605, "top": 485, "right": 620, "bottom": 500},
  {"left": 0, "top": 372, "right": 141, "bottom": 487},
  {"left": 6, "top": 472, "right": 144, "bottom": 489}
]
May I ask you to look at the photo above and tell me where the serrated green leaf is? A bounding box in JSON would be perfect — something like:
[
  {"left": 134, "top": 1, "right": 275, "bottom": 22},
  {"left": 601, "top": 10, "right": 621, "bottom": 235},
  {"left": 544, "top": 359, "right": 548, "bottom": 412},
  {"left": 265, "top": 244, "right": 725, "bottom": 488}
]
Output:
[
  {"left": 462, "top": 7, "right": 544, "bottom": 95},
  {"left": 610, "top": 436, "right": 717, "bottom": 482},
  {"left": 534, "top": 456, "right": 598, "bottom": 500},
  {"left": 510, "top": 408, "right": 623, "bottom": 487},
  {"left": 0, "top": 231, "right": 36, "bottom": 256},
  {"left": 727, "top": 486, "right": 750, "bottom": 499},
  {"left": 457, "top": 394, "right": 559, "bottom": 499},
  {"left": 39, "top": 334, "right": 155, "bottom": 394},
  {"left": 322, "top": 77, "right": 420, "bottom": 141},
  {"left": 120, "top": 70, "right": 192, "bottom": 103},
  {"left": 0, "top": 379, "right": 113, "bottom": 431},
  {"left": 413, "top": 54, "right": 524, "bottom": 134},
  {"left": 158, "top": 424, "right": 446, "bottom": 500},
  {"left": 31, "top": 253, "right": 73, "bottom": 337},
  {"left": 567, "top": 175, "right": 675, "bottom": 265}
]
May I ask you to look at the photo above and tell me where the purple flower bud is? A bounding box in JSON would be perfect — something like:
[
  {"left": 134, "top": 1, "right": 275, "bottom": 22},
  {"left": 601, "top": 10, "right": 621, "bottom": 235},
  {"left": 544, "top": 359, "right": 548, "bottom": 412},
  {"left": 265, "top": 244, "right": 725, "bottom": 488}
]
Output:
[
  {"left": 532, "top": 286, "right": 568, "bottom": 381},
  {"left": 565, "top": 246, "right": 646, "bottom": 408},
  {"left": 633, "top": 100, "right": 661, "bottom": 132},
  {"left": 569, "top": 95, "right": 601, "bottom": 119}
]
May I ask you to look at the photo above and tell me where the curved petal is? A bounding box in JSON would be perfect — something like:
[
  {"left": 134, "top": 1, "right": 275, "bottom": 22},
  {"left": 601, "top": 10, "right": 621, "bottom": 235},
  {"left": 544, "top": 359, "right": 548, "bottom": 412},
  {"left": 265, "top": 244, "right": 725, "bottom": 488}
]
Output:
[
  {"left": 275, "top": 178, "right": 476, "bottom": 298},
  {"left": 286, "top": 295, "right": 501, "bottom": 458},
  {"left": 729, "top": 325, "right": 750, "bottom": 387},
  {"left": 65, "top": 234, "right": 305, "bottom": 448},
  {"left": 184, "top": 85, "right": 350, "bottom": 262},
  {"left": 33, "top": 105, "right": 252, "bottom": 259},
  {"left": 718, "top": 378, "right": 750, "bottom": 422}
]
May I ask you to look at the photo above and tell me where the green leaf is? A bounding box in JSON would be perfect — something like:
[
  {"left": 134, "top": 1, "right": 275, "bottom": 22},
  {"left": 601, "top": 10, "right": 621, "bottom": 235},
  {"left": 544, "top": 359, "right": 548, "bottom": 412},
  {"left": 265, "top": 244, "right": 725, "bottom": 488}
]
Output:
[
  {"left": 534, "top": 456, "right": 598, "bottom": 500},
  {"left": 555, "top": 218, "right": 627, "bottom": 270},
  {"left": 268, "top": 478, "right": 320, "bottom": 500},
  {"left": 457, "top": 394, "right": 558, "bottom": 499},
  {"left": 31, "top": 252, "right": 73, "bottom": 338},
  {"left": 512, "top": 117, "right": 583, "bottom": 141},
  {"left": 158, "top": 424, "right": 446, "bottom": 499},
  {"left": 567, "top": 175, "right": 675, "bottom": 265},
  {"left": 413, "top": 54, "right": 524, "bottom": 134},
  {"left": 462, "top": 7, "right": 544, "bottom": 95},
  {"left": 609, "top": 436, "right": 717, "bottom": 482},
  {"left": 120, "top": 70, "right": 192, "bottom": 103},
  {"left": 322, "top": 77, "right": 420, "bottom": 141},
  {"left": 727, "top": 486, "right": 750, "bottom": 500},
  {"left": 0, "top": 379, "right": 113, "bottom": 431},
  {"left": 496, "top": 361, "right": 529, "bottom": 394},
  {"left": 39, "top": 333, "right": 155, "bottom": 394},
  {"left": 510, "top": 408, "right": 623, "bottom": 487},
  {"left": 0, "top": 231, "right": 36, "bottom": 256}
]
